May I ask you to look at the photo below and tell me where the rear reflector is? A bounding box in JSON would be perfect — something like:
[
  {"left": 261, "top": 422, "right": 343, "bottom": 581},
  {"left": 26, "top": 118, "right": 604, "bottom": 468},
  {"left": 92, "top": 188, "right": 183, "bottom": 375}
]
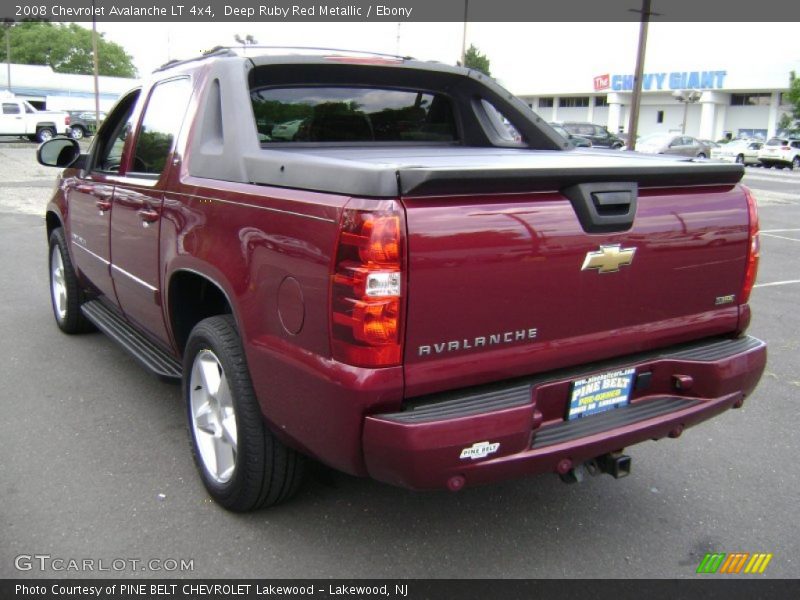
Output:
[
  {"left": 741, "top": 185, "right": 760, "bottom": 304},
  {"left": 331, "top": 200, "right": 404, "bottom": 367}
]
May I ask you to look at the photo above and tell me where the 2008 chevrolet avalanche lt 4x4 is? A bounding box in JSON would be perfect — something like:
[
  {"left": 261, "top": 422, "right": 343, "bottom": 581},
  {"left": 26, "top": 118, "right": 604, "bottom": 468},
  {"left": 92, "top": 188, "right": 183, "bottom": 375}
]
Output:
[{"left": 38, "top": 49, "right": 766, "bottom": 511}]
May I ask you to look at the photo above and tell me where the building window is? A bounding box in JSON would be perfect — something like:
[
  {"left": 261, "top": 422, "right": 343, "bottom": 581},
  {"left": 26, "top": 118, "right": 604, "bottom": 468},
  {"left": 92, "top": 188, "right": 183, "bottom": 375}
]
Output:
[
  {"left": 559, "top": 97, "right": 590, "bottom": 108},
  {"left": 595, "top": 95, "right": 609, "bottom": 107},
  {"left": 656, "top": 110, "right": 664, "bottom": 124},
  {"left": 538, "top": 97, "right": 554, "bottom": 108},
  {"left": 730, "top": 93, "right": 772, "bottom": 106}
]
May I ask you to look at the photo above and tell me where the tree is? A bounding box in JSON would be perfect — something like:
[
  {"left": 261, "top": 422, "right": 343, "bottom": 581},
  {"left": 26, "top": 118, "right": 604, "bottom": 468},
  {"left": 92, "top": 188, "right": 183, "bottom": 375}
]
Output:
[
  {"left": 462, "top": 44, "right": 491, "bottom": 77},
  {"left": 9, "top": 21, "right": 136, "bottom": 78}
]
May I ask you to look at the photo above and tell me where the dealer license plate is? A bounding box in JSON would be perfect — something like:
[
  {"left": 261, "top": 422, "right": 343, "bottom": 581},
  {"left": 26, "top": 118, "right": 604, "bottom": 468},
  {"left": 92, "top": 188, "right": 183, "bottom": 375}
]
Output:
[{"left": 567, "top": 367, "right": 636, "bottom": 420}]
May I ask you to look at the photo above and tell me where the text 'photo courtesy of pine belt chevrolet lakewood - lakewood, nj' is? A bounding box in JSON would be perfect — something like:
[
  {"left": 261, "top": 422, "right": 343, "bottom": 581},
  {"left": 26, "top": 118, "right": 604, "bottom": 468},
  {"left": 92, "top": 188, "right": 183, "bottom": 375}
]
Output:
[{"left": 37, "top": 47, "right": 766, "bottom": 511}]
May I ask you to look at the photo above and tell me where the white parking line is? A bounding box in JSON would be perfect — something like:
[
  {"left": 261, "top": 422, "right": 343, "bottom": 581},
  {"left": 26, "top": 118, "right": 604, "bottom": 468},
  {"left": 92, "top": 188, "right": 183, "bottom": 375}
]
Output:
[
  {"left": 754, "top": 279, "right": 800, "bottom": 288},
  {"left": 761, "top": 229, "right": 800, "bottom": 233},
  {"left": 761, "top": 233, "right": 800, "bottom": 242}
]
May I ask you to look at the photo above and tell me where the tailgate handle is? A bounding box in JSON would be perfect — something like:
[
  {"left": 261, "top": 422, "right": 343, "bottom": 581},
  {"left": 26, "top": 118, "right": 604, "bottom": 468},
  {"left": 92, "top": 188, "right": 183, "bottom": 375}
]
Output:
[{"left": 562, "top": 182, "right": 638, "bottom": 234}]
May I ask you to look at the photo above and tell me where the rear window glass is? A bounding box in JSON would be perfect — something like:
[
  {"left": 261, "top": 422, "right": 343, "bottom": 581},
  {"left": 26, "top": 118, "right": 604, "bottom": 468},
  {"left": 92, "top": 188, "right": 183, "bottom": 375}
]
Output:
[
  {"left": 765, "top": 138, "right": 787, "bottom": 146},
  {"left": 250, "top": 87, "right": 458, "bottom": 143}
]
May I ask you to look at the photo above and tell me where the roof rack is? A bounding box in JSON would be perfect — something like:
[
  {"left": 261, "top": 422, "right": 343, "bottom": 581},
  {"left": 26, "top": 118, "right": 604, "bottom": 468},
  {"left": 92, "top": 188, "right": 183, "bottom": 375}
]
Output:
[
  {"left": 154, "top": 46, "right": 415, "bottom": 72},
  {"left": 154, "top": 47, "right": 237, "bottom": 72}
]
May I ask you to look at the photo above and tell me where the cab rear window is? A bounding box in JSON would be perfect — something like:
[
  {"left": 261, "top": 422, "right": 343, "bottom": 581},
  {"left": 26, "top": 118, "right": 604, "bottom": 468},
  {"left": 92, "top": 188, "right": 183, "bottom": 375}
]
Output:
[{"left": 250, "top": 87, "right": 458, "bottom": 143}]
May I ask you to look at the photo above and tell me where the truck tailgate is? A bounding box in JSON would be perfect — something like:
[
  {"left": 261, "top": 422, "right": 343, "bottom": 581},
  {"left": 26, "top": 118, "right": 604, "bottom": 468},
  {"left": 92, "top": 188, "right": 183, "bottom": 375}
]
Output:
[{"left": 400, "top": 162, "right": 748, "bottom": 398}]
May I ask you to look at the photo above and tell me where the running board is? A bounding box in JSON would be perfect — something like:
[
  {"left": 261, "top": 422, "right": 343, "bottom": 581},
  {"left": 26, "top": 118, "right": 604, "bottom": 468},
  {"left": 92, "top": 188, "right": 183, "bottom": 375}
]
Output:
[{"left": 81, "top": 300, "right": 182, "bottom": 381}]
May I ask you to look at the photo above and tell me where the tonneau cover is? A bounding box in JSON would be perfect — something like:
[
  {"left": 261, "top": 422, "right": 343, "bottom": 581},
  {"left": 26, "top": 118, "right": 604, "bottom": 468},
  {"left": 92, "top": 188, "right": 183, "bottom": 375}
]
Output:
[{"left": 243, "top": 147, "right": 743, "bottom": 197}]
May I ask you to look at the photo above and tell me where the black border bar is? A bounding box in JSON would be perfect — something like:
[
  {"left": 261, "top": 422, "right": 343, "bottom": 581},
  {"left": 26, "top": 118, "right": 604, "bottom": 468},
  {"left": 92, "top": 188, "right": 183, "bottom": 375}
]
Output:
[{"left": 3, "top": 0, "right": 800, "bottom": 22}]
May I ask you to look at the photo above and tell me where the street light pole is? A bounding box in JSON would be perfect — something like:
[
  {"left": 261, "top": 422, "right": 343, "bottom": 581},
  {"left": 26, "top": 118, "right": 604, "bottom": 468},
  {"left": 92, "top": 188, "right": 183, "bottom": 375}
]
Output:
[{"left": 626, "top": 0, "right": 654, "bottom": 151}]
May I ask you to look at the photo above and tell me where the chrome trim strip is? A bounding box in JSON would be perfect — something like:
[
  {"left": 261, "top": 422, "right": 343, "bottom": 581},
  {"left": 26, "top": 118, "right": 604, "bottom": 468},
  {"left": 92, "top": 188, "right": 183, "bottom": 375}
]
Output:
[
  {"left": 73, "top": 241, "right": 110, "bottom": 265},
  {"left": 111, "top": 263, "right": 158, "bottom": 292}
]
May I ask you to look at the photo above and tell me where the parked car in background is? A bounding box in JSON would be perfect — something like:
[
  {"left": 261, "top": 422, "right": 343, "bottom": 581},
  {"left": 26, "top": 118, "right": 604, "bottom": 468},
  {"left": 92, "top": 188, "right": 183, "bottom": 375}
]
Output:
[
  {"left": 550, "top": 123, "right": 591, "bottom": 147},
  {"left": 757, "top": 137, "right": 800, "bottom": 170},
  {"left": 66, "top": 111, "right": 106, "bottom": 140},
  {"left": 635, "top": 134, "right": 711, "bottom": 158},
  {"left": 561, "top": 122, "right": 624, "bottom": 149},
  {"left": 711, "top": 140, "right": 763, "bottom": 165},
  {"left": 0, "top": 97, "right": 70, "bottom": 142}
]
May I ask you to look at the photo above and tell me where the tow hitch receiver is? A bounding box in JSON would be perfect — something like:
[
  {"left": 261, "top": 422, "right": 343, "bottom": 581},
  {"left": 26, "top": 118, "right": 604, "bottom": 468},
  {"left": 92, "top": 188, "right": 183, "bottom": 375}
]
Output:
[{"left": 559, "top": 452, "right": 632, "bottom": 483}]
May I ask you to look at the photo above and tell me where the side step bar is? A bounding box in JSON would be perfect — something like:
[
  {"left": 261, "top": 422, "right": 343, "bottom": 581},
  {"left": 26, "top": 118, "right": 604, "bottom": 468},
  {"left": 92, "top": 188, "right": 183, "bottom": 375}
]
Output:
[{"left": 81, "top": 300, "right": 182, "bottom": 381}]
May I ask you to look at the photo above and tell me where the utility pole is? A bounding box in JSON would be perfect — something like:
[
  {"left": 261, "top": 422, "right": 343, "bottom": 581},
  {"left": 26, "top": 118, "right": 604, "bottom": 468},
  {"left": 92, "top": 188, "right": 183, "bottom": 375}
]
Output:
[
  {"left": 460, "top": 0, "right": 468, "bottom": 66},
  {"left": 92, "top": 1, "right": 100, "bottom": 128},
  {"left": 626, "top": 0, "right": 656, "bottom": 151},
  {"left": 3, "top": 20, "right": 12, "bottom": 92}
]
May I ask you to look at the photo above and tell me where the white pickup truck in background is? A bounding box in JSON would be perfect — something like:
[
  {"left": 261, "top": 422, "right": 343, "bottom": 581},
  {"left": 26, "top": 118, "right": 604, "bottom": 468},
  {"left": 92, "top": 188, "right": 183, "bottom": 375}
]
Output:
[{"left": 0, "top": 97, "right": 70, "bottom": 142}]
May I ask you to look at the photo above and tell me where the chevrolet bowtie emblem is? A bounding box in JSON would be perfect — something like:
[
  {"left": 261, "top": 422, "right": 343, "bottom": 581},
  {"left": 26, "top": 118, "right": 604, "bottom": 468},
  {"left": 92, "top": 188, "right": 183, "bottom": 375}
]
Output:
[{"left": 581, "top": 244, "right": 637, "bottom": 273}]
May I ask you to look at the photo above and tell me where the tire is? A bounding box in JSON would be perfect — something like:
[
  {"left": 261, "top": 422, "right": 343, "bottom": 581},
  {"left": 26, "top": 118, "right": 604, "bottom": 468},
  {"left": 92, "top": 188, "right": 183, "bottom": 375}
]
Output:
[
  {"left": 48, "top": 228, "right": 94, "bottom": 334},
  {"left": 69, "top": 126, "right": 85, "bottom": 140},
  {"left": 735, "top": 154, "right": 745, "bottom": 164},
  {"left": 791, "top": 156, "right": 800, "bottom": 170},
  {"left": 184, "top": 315, "right": 305, "bottom": 511},
  {"left": 696, "top": 153, "right": 706, "bottom": 159},
  {"left": 763, "top": 163, "right": 772, "bottom": 169},
  {"left": 36, "top": 127, "right": 56, "bottom": 143}
]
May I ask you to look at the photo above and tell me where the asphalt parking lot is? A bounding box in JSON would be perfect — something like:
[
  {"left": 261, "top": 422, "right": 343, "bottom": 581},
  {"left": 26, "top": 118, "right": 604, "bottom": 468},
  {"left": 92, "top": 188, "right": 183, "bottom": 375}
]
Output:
[{"left": 0, "top": 139, "right": 798, "bottom": 579}]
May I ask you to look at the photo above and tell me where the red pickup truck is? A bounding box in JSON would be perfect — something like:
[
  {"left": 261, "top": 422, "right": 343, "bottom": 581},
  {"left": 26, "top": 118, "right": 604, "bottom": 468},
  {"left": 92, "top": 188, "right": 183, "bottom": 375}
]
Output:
[{"left": 38, "top": 49, "right": 766, "bottom": 511}]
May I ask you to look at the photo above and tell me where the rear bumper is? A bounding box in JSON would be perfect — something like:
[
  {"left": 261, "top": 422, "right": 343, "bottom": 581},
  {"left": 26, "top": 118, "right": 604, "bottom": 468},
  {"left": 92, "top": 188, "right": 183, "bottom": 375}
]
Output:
[{"left": 363, "top": 336, "right": 766, "bottom": 490}]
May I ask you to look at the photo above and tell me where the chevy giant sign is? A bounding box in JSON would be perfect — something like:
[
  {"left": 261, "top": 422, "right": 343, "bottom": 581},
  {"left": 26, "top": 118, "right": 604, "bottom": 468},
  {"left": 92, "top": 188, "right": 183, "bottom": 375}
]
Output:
[{"left": 594, "top": 71, "right": 727, "bottom": 92}]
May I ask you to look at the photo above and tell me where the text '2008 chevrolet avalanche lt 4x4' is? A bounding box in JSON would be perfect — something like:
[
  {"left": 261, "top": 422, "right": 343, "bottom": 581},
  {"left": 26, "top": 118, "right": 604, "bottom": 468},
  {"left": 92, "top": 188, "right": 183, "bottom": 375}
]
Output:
[{"left": 38, "top": 48, "right": 766, "bottom": 511}]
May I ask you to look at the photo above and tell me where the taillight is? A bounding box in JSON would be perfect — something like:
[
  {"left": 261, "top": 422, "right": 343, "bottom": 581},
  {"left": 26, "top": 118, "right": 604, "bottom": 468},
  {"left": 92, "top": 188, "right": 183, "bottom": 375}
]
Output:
[
  {"left": 65, "top": 115, "right": 70, "bottom": 126},
  {"left": 331, "top": 200, "right": 404, "bottom": 367},
  {"left": 741, "top": 185, "right": 760, "bottom": 303}
]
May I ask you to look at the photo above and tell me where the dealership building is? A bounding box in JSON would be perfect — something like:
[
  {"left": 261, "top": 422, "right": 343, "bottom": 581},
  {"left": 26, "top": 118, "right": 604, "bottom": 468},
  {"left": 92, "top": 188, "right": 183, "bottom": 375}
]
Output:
[
  {"left": 518, "top": 63, "right": 796, "bottom": 141},
  {"left": 0, "top": 63, "right": 136, "bottom": 112}
]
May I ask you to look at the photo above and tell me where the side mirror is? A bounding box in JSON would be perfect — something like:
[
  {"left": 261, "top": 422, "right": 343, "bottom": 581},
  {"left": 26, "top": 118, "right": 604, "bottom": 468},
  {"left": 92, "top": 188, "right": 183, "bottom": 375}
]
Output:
[{"left": 37, "top": 137, "right": 83, "bottom": 168}]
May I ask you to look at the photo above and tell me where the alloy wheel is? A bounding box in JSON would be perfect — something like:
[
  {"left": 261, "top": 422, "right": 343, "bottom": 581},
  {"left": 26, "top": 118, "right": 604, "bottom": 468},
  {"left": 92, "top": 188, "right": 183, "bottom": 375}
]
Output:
[{"left": 189, "top": 349, "right": 238, "bottom": 483}]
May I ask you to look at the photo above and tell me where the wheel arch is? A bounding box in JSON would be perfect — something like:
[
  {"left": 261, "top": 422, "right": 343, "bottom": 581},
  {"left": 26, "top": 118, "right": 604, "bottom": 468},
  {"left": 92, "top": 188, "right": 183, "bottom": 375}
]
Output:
[
  {"left": 45, "top": 210, "right": 63, "bottom": 240},
  {"left": 167, "top": 268, "right": 240, "bottom": 356}
]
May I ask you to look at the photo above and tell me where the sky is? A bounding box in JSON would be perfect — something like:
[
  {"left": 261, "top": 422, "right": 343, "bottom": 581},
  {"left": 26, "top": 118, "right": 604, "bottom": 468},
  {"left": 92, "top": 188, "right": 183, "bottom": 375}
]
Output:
[{"left": 94, "top": 21, "right": 800, "bottom": 94}]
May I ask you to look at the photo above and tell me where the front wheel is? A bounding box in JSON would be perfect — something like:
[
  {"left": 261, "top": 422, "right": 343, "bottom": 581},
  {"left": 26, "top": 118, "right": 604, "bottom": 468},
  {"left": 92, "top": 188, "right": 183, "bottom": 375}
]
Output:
[
  {"left": 735, "top": 154, "right": 745, "bottom": 164},
  {"left": 791, "top": 156, "right": 800, "bottom": 170},
  {"left": 696, "top": 153, "right": 706, "bottom": 159},
  {"left": 48, "top": 228, "right": 93, "bottom": 333},
  {"left": 184, "top": 315, "right": 305, "bottom": 511},
  {"left": 69, "top": 126, "right": 85, "bottom": 140}
]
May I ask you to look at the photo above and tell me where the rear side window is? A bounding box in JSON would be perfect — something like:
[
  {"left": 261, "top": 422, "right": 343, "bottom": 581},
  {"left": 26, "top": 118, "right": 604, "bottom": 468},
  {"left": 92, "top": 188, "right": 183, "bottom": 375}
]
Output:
[
  {"left": 250, "top": 87, "right": 458, "bottom": 143},
  {"left": 2, "top": 103, "right": 20, "bottom": 114},
  {"left": 130, "top": 77, "right": 192, "bottom": 176}
]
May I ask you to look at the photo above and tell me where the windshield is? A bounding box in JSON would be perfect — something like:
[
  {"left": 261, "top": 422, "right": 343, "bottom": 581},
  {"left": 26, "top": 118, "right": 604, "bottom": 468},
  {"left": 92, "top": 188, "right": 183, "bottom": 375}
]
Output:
[{"left": 250, "top": 86, "right": 459, "bottom": 143}]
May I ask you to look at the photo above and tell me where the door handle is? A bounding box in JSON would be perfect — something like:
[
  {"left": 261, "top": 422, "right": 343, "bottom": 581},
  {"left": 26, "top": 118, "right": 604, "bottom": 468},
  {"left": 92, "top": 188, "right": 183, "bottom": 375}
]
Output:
[
  {"left": 137, "top": 208, "right": 160, "bottom": 225},
  {"left": 95, "top": 200, "right": 112, "bottom": 214}
]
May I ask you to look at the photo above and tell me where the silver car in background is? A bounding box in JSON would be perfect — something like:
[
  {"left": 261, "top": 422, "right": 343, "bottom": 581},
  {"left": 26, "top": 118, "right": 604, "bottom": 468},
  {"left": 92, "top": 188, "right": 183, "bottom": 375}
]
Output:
[{"left": 635, "top": 133, "right": 711, "bottom": 158}]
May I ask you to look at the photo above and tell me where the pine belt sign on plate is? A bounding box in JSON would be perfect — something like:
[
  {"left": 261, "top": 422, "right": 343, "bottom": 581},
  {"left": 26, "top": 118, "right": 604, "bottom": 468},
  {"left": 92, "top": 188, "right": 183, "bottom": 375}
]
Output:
[{"left": 567, "top": 368, "right": 636, "bottom": 420}]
